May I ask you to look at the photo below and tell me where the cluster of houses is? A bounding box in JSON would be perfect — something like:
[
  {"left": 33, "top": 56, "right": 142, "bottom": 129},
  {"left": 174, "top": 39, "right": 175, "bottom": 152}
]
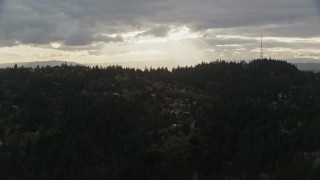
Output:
[
  {"left": 166, "top": 98, "right": 192, "bottom": 118},
  {"left": 304, "top": 151, "right": 320, "bottom": 168},
  {"left": 269, "top": 91, "right": 297, "bottom": 110},
  {"left": 270, "top": 85, "right": 320, "bottom": 110},
  {"left": 110, "top": 76, "right": 199, "bottom": 136},
  {"left": 161, "top": 96, "right": 198, "bottom": 133}
]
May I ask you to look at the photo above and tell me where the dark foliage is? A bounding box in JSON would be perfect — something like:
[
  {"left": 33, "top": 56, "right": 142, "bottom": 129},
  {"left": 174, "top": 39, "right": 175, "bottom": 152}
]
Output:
[{"left": 0, "top": 59, "right": 320, "bottom": 180}]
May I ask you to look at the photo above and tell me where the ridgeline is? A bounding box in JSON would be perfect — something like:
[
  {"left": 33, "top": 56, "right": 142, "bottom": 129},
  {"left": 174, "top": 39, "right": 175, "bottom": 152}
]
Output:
[{"left": 0, "top": 59, "right": 320, "bottom": 180}]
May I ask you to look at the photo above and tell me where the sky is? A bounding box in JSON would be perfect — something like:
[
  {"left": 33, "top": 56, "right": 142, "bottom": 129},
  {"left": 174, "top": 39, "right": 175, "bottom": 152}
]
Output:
[{"left": 0, "top": 0, "right": 320, "bottom": 68}]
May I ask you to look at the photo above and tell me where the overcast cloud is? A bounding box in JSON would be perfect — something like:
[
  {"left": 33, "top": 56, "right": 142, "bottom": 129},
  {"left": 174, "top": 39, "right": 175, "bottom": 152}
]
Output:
[{"left": 0, "top": 0, "right": 319, "bottom": 64}]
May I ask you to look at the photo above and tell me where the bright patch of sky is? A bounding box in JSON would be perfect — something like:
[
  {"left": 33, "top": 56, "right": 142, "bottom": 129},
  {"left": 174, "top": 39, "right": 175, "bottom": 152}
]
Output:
[{"left": 0, "top": 0, "right": 320, "bottom": 67}]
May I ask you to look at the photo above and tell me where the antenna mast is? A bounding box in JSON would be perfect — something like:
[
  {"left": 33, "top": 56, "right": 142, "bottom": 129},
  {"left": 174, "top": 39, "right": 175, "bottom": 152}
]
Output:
[{"left": 260, "top": 36, "right": 264, "bottom": 59}]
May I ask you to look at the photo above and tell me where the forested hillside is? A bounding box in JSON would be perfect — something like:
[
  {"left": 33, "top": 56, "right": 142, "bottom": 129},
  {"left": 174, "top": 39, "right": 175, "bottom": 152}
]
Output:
[{"left": 0, "top": 59, "right": 320, "bottom": 180}]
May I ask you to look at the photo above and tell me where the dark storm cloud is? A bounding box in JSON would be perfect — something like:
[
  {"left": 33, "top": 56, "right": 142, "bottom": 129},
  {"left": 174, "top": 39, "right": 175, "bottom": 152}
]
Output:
[
  {"left": 64, "top": 31, "right": 124, "bottom": 46},
  {"left": 138, "top": 25, "right": 171, "bottom": 37},
  {"left": 204, "top": 36, "right": 257, "bottom": 46},
  {"left": 0, "top": 0, "right": 318, "bottom": 47},
  {"left": 0, "top": 0, "right": 4, "bottom": 16},
  {"left": 95, "top": 34, "right": 124, "bottom": 43},
  {"left": 316, "top": 0, "right": 320, "bottom": 7},
  {"left": 64, "top": 30, "right": 95, "bottom": 46},
  {"left": 315, "top": 0, "right": 320, "bottom": 15}
]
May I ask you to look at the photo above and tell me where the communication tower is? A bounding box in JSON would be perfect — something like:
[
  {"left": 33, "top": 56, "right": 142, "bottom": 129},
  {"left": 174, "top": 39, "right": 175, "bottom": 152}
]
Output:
[{"left": 260, "top": 36, "right": 264, "bottom": 59}]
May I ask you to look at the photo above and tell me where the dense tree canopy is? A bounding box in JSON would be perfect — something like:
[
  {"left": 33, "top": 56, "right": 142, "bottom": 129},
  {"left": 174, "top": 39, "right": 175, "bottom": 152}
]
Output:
[{"left": 0, "top": 59, "right": 320, "bottom": 179}]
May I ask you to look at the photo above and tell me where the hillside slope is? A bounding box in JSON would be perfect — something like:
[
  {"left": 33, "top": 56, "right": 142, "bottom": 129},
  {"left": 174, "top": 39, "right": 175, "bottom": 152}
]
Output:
[{"left": 0, "top": 60, "right": 320, "bottom": 180}]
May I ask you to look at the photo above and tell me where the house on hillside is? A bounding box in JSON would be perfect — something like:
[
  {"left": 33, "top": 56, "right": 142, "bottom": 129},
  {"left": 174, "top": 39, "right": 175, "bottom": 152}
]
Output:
[{"left": 115, "top": 74, "right": 129, "bottom": 81}]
